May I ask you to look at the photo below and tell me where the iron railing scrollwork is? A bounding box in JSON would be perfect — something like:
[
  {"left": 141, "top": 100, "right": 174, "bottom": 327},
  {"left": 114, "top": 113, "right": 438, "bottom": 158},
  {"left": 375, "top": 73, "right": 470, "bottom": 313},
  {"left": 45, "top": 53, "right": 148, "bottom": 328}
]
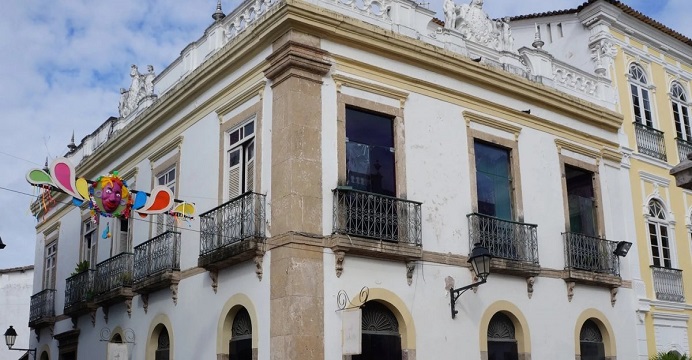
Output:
[
  {"left": 29, "top": 289, "right": 55, "bottom": 322},
  {"left": 634, "top": 122, "right": 667, "bottom": 161},
  {"left": 333, "top": 188, "right": 422, "bottom": 245},
  {"left": 199, "top": 192, "right": 266, "bottom": 257},
  {"left": 563, "top": 232, "right": 619, "bottom": 276},
  {"left": 467, "top": 213, "right": 539, "bottom": 264},
  {"left": 675, "top": 138, "right": 692, "bottom": 163},
  {"left": 65, "top": 269, "right": 95, "bottom": 309},
  {"left": 134, "top": 231, "right": 181, "bottom": 283},
  {"left": 651, "top": 266, "right": 685, "bottom": 302},
  {"left": 94, "top": 252, "right": 134, "bottom": 295}
]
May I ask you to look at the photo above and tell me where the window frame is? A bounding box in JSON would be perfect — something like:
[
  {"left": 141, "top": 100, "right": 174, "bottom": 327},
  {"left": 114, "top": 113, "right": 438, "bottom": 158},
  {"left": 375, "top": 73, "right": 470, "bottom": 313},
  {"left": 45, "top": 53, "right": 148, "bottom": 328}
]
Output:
[
  {"left": 80, "top": 216, "right": 98, "bottom": 268},
  {"left": 628, "top": 63, "right": 655, "bottom": 128},
  {"left": 671, "top": 82, "right": 692, "bottom": 142},
  {"left": 337, "top": 93, "right": 406, "bottom": 198},
  {"left": 150, "top": 148, "right": 181, "bottom": 238},
  {"left": 647, "top": 198, "right": 674, "bottom": 268},
  {"left": 467, "top": 129, "right": 524, "bottom": 222},
  {"left": 559, "top": 155, "right": 605, "bottom": 237},
  {"left": 43, "top": 239, "right": 58, "bottom": 290}
]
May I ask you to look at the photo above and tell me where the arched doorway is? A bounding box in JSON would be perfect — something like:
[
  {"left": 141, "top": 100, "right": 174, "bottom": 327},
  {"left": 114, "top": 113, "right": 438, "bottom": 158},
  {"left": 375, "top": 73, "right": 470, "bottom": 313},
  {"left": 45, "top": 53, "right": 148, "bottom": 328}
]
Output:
[
  {"left": 579, "top": 319, "right": 605, "bottom": 360},
  {"left": 354, "top": 301, "right": 402, "bottom": 360},
  {"left": 487, "top": 312, "right": 518, "bottom": 360},
  {"left": 155, "top": 327, "right": 170, "bottom": 360},
  {"left": 40, "top": 351, "right": 49, "bottom": 360},
  {"left": 229, "top": 308, "right": 252, "bottom": 360}
]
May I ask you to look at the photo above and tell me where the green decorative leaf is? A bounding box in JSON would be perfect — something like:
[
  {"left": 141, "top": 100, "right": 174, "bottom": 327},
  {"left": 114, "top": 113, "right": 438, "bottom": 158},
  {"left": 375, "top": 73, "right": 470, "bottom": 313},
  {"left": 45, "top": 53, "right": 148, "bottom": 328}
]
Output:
[{"left": 26, "top": 169, "right": 53, "bottom": 185}]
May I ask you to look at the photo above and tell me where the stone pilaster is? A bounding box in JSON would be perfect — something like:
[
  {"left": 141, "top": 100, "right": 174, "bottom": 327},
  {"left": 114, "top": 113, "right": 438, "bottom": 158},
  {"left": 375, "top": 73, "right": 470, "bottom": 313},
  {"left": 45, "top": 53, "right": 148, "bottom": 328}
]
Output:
[{"left": 264, "top": 30, "right": 331, "bottom": 360}]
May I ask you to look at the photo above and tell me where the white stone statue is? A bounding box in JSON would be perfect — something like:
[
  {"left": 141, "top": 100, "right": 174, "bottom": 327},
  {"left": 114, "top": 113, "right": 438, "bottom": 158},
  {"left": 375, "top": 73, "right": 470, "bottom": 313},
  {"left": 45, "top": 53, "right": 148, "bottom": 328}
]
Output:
[
  {"left": 443, "top": 0, "right": 458, "bottom": 29},
  {"left": 118, "top": 64, "right": 157, "bottom": 118},
  {"left": 496, "top": 16, "right": 514, "bottom": 51},
  {"left": 143, "top": 65, "right": 155, "bottom": 97},
  {"left": 442, "top": 0, "right": 515, "bottom": 52}
]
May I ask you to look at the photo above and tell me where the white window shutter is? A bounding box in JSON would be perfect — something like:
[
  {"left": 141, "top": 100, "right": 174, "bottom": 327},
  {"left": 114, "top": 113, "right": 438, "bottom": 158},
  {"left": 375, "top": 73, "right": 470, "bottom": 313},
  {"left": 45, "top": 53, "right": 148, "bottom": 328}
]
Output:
[
  {"left": 245, "top": 141, "right": 255, "bottom": 193},
  {"left": 228, "top": 163, "right": 242, "bottom": 199}
]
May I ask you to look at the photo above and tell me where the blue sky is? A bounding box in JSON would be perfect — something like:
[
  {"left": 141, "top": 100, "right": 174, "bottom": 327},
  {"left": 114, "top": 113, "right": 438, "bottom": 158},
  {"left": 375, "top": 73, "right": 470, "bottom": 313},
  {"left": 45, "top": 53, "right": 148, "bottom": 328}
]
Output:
[{"left": 0, "top": 0, "right": 690, "bottom": 269}]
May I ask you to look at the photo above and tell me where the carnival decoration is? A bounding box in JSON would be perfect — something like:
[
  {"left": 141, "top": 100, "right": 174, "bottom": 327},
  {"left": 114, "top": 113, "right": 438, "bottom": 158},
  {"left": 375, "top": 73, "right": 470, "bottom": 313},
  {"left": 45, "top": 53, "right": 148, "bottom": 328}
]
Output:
[{"left": 26, "top": 157, "right": 196, "bottom": 221}]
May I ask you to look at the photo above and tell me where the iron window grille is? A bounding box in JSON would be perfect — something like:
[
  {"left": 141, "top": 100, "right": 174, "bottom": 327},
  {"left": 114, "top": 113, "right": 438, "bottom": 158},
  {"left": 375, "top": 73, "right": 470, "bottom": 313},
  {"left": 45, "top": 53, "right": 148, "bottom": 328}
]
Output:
[
  {"left": 64, "top": 269, "right": 95, "bottom": 309},
  {"left": 634, "top": 122, "right": 667, "bottom": 161},
  {"left": 29, "top": 289, "right": 56, "bottom": 323},
  {"left": 563, "top": 232, "right": 620, "bottom": 276},
  {"left": 467, "top": 213, "right": 539, "bottom": 264},
  {"left": 199, "top": 192, "right": 266, "bottom": 257},
  {"left": 651, "top": 266, "right": 685, "bottom": 302},
  {"left": 94, "top": 252, "right": 134, "bottom": 295},
  {"left": 133, "top": 231, "right": 181, "bottom": 283}
]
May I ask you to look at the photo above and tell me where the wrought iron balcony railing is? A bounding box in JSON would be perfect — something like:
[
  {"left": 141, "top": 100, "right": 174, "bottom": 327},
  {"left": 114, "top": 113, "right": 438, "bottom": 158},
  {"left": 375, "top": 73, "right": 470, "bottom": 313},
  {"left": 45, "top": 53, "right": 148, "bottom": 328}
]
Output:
[
  {"left": 29, "top": 289, "right": 55, "bottom": 324},
  {"left": 634, "top": 122, "right": 667, "bottom": 161},
  {"left": 467, "top": 213, "right": 539, "bottom": 264},
  {"left": 134, "top": 231, "right": 181, "bottom": 283},
  {"left": 563, "top": 233, "right": 619, "bottom": 276},
  {"left": 333, "top": 187, "right": 422, "bottom": 245},
  {"left": 94, "top": 252, "right": 134, "bottom": 295},
  {"left": 64, "top": 269, "right": 95, "bottom": 310},
  {"left": 676, "top": 138, "right": 692, "bottom": 163},
  {"left": 200, "top": 192, "right": 266, "bottom": 257},
  {"left": 652, "top": 266, "right": 685, "bottom": 302}
]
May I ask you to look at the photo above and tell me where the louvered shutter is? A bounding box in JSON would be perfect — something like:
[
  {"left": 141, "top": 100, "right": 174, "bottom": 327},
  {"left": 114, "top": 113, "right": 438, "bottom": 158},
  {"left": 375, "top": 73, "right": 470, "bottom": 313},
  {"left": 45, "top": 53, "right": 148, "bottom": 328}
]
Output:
[
  {"left": 245, "top": 140, "right": 255, "bottom": 193},
  {"left": 228, "top": 148, "right": 242, "bottom": 199}
]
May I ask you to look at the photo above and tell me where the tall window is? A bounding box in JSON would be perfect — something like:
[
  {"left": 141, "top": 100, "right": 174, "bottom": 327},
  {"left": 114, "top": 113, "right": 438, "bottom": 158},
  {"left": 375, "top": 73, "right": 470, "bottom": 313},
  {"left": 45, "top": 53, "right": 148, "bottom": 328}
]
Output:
[
  {"left": 648, "top": 199, "right": 671, "bottom": 268},
  {"left": 156, "top": 167, "right": 176, "bottom": 235},
  {"left": 346, "top": 107, "right": 396, "bottom": 197},
  {"left": 155, "top": 327, "right": 170, "bottom": 360},
  {"left": 629, "top": 63, "right": 653, "bottom": 127},
  {"left": 672, "top": 82, "right": 691, "bottom": 142},
  {"left": 579, "top": 319, "right": 605, "bottom": 360},
  {"left": 474, "top": 141, "right": 512, "bottom": 220},
  {"left": 43, "top": 240, "right": 57, "bottom": 289},
  {"left": 81, "top": 219, "right": 97, "bottom": 268},
  {"left": 487, "top": 312, "right": 518, "bottom": 360},
  {"left": 227, "top": 120, "right": 255, "bottom": 200},
  {"left": 229, "top": 308, "right": 252, "bottom": 360},
  {"left": 565, "top": 165, "right": 597, "bottom": 236},
  {"left": 111, "top": 217, "right": 131, "bottom": 256},
  {"left": 353, "top": 301, "right": 402, "bottom": 360}
]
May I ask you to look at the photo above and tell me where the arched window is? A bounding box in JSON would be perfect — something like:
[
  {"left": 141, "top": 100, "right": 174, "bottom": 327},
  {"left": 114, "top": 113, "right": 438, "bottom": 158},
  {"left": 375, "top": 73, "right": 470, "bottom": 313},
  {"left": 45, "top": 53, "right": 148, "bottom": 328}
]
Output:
[
  {"left": 229, "top": 308, "right": 252, "bottom": 360},
  {"left": 648, "top": 199, "right": 671, "bottom": 268},
  {"left": 580, "top": 319, "right": 605, "bottom": 360},
  {"left": 155, "top": 327, "right": 170, "bottom": 360},
  {"left": 629, "top": 64, "right": 654, "bottom": 127},
  {"left": 354, "top": 301, "right": 402, "bottom": 360},
  {"left": 40, "top": 351, "right": 50, "bottom": 360},
  {"left": 487, "top": 312, "right": 518, "bottom": 360},
  {"left": 672, "top": 83, "right": 691, "bottom": 141}
]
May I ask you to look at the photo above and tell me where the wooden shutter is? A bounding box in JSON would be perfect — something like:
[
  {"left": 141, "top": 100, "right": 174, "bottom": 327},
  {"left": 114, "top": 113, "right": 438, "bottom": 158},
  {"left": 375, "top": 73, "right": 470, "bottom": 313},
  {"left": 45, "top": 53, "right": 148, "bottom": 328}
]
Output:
[
  {"left": 245, "top": 140, "right": 255, "bottom": 193},
  {"left": 228, "top": 148, "right": 242, "bottom": 199}
]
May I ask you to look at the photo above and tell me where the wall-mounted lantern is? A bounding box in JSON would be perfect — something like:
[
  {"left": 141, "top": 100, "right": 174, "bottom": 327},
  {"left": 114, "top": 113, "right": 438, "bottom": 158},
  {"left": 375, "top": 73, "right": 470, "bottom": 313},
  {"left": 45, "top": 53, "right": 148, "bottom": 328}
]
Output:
[{"left": 450, "top": 243, "right": 492, "bottom": 319}]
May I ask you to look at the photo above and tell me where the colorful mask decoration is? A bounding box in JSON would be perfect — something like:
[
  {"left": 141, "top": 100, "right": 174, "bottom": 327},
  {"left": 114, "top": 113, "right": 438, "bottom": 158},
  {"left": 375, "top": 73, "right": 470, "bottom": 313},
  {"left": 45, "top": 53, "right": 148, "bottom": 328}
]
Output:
[{"left": 26, "top": 157, "right": 195, "bottom": 220}]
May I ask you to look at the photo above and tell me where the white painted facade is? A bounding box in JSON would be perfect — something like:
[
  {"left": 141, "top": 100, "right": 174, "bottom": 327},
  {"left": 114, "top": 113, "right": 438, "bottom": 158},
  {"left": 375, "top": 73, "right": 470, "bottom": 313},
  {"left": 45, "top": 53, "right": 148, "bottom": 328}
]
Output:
[
  {"left": 0, "top": 266, "right": 34, "bottom": 360},
  {"left": 27, "top": 1, "right": 644, "bottom": 359}
]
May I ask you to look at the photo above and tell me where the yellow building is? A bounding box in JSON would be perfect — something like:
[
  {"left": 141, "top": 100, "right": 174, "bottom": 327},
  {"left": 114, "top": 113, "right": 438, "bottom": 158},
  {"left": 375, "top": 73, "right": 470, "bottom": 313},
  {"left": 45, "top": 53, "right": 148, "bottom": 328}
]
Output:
[{"left": 512, "top": 0, "right": 692, "bottom": 357}]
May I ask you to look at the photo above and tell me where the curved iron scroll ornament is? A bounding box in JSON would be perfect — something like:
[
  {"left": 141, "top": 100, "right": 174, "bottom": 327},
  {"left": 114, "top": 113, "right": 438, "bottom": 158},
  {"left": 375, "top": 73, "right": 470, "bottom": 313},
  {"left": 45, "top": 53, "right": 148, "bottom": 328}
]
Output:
[
  {"left": 336, "top": 286, "right": 369, "bottom": 311},
  {"left": 100, "top": 327, "right": 136, "bottom": 344}
]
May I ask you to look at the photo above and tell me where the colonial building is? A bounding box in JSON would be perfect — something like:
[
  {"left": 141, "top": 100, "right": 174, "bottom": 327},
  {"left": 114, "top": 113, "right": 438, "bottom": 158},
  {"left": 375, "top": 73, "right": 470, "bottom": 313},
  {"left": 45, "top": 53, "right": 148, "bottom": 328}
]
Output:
[
  {"left": 510, "top": 0, "right": 692, "bottom": 358},
  {"left": 26, "top": 0, "right": 643, "bottom": 359},
  {"left": 1, "top": 266, "right": 34, "bottom": 360}
]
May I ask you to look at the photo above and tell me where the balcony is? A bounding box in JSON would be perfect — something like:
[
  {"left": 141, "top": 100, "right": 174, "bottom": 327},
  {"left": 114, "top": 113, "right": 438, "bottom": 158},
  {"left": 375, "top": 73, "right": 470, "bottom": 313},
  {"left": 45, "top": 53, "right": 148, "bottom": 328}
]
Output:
[
  {"left": 133, "top": 231, "right": 181, "bottom": 294},
  {"left": 198, "top": 192, "right": 266, "bottom": 270},
  {"left": 652, "top": 266, "right": 685, "bottom": 302},
  {"left": 676, "top": 138, "right": 692, "bottom": 163},
  {"left": 467, "top": 213, "right": 539, "bottom": 276},
  {"left": 634, "top": 122, "right": 667, "bottom": 161},
  {"left": 94, "top": 252, "right": 134, "bottom": 307},
  {"left": 64, "top": 270, "right": 97, "bottom": 317},
  {"left": 330, "top": 187, "right": 422, "bottom": 261},
  {"left": 563, "top": 233, "right": 621, "bottom": 287},
  {"left": 29, "top": 289, "right": 56, "bottom": 329}
]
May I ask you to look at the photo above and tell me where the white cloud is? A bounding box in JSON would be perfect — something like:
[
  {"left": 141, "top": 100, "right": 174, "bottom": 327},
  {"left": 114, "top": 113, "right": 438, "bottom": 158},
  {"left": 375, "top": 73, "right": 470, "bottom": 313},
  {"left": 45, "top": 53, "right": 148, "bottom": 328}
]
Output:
[{"left": 0, "top": 0, "right": 689, "bottom": 269}]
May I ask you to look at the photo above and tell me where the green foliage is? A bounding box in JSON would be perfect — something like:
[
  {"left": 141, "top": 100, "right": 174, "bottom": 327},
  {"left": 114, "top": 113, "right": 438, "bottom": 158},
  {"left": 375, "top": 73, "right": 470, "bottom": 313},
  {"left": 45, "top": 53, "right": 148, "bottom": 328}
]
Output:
[
  {"left": 650, "top": 351, "right": 690, "bottom": 360},
  {"left": 71, "top": 260, "right": 90, "bottom": 276}
]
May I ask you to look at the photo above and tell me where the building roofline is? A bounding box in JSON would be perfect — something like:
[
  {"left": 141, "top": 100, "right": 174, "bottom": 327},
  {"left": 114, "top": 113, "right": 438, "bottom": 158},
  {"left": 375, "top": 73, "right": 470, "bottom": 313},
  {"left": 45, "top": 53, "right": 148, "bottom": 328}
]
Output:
[
  {"left": 0, "top": 265, "right": 34, "bottom": 274},
  {"left": 509, "top": 0, "right": 692, "bottom": 47}
]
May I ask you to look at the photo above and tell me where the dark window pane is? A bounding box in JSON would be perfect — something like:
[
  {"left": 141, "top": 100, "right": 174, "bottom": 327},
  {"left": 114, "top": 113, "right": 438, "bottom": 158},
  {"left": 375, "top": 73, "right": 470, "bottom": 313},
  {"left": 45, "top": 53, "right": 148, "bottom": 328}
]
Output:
[
  {"left": 580, "top": 342, "right": 605, "bottom": 360},
  {"left": 475, "top": 141, "right": 512, "bottom": 219},
  {"left": 345, "top": 107, "right": 395, "bottom": 196},
  {"left": 229, "top": 149, "right": 241, "bottom": 167},
  {"left": 565, "top": 166, "right": 597, "bottom": 236},
  {"left": 631, "top": 84, "right": 642, "bottom": 123},
  {"left": 244, "top": 122, "right": 254, "bottom": 136},
  {"left": 353, "top": 334, "right": 402, "bottom": 360},
  {"left": 230, "top": 130, "right": 240, "bottom": 146}
]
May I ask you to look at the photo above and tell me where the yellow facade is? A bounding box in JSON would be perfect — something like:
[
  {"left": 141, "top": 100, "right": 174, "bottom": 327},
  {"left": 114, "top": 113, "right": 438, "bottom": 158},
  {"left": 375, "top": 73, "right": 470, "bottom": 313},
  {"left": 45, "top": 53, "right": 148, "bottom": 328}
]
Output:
[{"left": 611, "top": 26, "right": 692, "bottom": 356}]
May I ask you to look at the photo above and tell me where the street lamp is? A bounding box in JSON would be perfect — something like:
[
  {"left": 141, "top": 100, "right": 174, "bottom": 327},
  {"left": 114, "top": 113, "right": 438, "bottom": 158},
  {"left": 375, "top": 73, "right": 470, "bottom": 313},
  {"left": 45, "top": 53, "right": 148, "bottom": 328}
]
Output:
[
  {"left": 450, "top": 243, "right": 492, "bottom": 319},
  {"left": 0, "top": 236, "right": 6, "bottom": 249},
  {"left": 4, "top": 326, "right": 36, "bottom": 359}
]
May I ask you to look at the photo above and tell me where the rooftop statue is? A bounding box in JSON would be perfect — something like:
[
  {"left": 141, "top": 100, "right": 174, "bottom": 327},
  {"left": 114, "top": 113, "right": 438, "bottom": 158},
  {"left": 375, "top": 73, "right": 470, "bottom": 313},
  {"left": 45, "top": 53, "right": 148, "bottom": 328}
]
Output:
[
  {"left": 118, "top": 64, "right": 157, "bottom": 118},
  {"left": 443, "top": 0, "right": 514, "bottom": 52}
]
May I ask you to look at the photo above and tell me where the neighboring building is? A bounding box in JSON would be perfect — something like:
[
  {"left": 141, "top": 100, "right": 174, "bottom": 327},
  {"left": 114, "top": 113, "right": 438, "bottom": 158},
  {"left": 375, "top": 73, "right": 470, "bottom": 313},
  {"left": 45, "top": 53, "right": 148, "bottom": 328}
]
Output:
[
  {"left": 0, "top": 266, "right": 34, "bottom": 360},
  {"left": 510, "top": 0, "right": 692, "bottom": 358},
  {"left": 26, "top": 0, "right": 644, "bottom": 359}
]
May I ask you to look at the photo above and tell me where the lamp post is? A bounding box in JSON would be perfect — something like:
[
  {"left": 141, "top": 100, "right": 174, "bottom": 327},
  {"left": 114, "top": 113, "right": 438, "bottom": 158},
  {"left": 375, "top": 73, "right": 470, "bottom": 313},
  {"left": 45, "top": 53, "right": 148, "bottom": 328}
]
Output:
[
  {"left": 4, "top": 326, "right": 36, "bottom": 359},
  {"left": 450, "top": 243, "right": 492, "bottom": 319}
]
